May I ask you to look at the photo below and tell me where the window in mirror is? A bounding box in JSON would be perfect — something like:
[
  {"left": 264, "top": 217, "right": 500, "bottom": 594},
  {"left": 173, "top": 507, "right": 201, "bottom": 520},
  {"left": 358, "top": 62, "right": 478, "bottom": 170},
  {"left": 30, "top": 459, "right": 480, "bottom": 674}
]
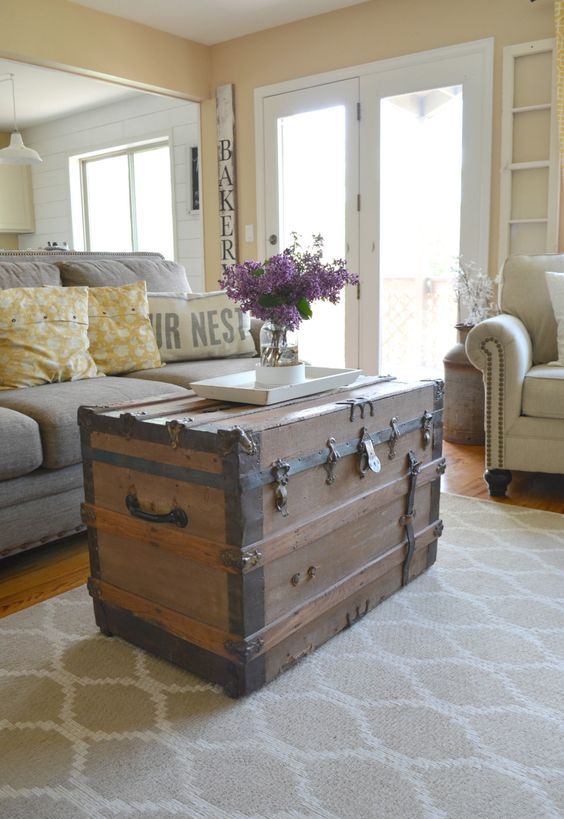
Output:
[{"left": 79, "top": 140, "right": 174, "bottom": 259}]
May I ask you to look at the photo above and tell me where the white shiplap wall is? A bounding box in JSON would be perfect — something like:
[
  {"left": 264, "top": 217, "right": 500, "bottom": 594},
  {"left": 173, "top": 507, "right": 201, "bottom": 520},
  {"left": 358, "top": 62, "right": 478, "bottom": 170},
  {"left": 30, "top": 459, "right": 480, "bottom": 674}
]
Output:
[{"left": 18, "top": 94, "right": 204, "bottom": 291}]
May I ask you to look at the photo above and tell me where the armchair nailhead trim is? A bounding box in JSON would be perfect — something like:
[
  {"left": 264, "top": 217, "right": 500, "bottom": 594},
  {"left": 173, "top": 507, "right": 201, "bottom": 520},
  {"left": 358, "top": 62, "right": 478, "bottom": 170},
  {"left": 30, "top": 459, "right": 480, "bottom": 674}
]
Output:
[{"left": 480, "top": 336, "right": 505, "bottom": 469}]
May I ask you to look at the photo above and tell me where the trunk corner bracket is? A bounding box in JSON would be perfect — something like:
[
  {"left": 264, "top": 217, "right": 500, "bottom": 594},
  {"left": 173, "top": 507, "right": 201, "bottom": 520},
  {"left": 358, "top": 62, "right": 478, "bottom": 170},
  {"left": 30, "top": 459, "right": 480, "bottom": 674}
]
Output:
[
  {"left": 224, "top": 637, "right": 264, "bottom": 661},
  {"left": 424, "top": 378, "right": 445, "bottom": 403},
  {"left": 218, "top": 426, "right": 257, "bottom": 456},
  {"left": 120, "top": 410, "right": 147, "bottom": 440},
  {"left": 421, "top": 411, "right": 433, "bottom": 447}
]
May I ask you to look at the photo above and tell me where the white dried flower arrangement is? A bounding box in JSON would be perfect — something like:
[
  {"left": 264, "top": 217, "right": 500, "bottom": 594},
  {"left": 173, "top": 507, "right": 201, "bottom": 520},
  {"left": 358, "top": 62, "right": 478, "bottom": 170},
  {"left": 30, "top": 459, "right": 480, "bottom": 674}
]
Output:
[{"left": 451, "top": 256, "right": 497, "bottom": 326}]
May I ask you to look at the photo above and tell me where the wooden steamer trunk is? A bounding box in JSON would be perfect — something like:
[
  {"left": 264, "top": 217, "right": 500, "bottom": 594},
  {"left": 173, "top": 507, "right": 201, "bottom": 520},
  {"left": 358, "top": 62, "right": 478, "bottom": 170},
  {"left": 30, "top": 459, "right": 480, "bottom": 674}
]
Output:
[{"left": 79, "top": 377, "right": 445, "bottom": 697}]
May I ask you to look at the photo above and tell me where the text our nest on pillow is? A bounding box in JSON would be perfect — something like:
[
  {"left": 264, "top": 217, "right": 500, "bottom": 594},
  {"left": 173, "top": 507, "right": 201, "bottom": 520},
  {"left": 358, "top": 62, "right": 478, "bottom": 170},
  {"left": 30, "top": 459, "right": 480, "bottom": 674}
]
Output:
[{"left": 147, "top": 291, "right": 256, "bottom": 362}]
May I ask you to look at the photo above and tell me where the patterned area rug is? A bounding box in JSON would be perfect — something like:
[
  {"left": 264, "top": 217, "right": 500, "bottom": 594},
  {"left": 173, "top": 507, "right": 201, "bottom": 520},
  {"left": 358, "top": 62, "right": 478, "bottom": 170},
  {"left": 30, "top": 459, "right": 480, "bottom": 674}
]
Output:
[{"left": 1, "top": 493, "right": 563, "bottom": 819}]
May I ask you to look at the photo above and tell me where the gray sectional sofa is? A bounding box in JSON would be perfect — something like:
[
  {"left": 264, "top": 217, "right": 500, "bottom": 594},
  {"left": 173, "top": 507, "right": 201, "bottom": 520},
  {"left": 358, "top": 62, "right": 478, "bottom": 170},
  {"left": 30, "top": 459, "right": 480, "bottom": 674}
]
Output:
[{"left": 0, "top": 251, "right": 259, "bottom": 559}]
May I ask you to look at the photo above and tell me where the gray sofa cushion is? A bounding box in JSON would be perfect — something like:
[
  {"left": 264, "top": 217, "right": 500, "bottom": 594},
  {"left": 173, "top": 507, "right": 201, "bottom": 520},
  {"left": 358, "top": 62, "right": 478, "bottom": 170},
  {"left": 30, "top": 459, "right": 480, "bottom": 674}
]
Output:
[
  {"left": 522, "top": 365, "right": 564, "bottom": 419},
  {"left": 0, "top": 484, "right": 85, "bottom": 557},
  {"left": 125, "top": 357, "right": 257, "bottom": 390},
  {"left": 59, "top": 259, "right": 190, "bottom": 291},
  {"left": 0, "top": 463, "right": 83, "bottom": 510},
  {"left": 0, "top": 377, "right": 189, "bottom": 470},
  {"left": 0, "top": 262, "right": 61, "bottom": 289},
  {"left": 0, "top": 407, "right": 43, "bottom": 480}
]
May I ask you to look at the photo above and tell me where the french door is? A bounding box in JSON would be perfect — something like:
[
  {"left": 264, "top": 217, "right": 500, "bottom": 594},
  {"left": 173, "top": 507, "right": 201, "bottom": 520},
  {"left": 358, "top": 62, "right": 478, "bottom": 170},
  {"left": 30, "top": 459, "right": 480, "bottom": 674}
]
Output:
[
  {"left": 258, "top": 40, "right": 493, "bottom": 375},
  {"left": 262, "top": 79, "right": 360, "bottom": 369}
]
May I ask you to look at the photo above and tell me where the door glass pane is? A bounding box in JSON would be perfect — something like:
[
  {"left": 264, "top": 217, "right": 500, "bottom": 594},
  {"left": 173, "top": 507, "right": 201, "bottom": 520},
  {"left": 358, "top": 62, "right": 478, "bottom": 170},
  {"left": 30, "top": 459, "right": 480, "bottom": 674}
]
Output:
[
  {"left": 380, "top": 85, "right": 462, "bottom": 379},
  {"left": 277, "top": 105, "right": 347, "bottom": 367},
  {"left": 85, "top": 154, "right": 132, "bottom": 251},
  {"left": 134, "top": 146, "right": 175, "bottom": 260}
]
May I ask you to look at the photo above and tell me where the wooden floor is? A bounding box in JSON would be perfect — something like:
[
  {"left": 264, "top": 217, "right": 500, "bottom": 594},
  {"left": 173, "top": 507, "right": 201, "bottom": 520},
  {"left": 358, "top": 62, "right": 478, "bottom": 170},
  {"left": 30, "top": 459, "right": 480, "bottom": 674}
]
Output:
[{"left": 1, "top": 441, "right": 563, "bottom": 618}]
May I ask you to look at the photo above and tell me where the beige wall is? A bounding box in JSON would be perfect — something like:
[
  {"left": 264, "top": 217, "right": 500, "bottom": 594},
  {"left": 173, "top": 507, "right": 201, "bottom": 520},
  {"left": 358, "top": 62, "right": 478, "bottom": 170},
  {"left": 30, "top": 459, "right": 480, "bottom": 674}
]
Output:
[
  {"left": 203, "top": 0, "right": 555, "bottom": 288},
  {"left": 0, "top": 0, "right": 210, "bottom": 100}
]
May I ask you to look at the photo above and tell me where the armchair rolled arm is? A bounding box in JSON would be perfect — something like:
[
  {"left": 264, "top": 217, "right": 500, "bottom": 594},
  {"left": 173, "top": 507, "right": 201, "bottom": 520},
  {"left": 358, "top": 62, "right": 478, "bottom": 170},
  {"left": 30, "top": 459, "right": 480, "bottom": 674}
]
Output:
[{"left": 466, "top": 315, "right": 533, "bottom": 470}]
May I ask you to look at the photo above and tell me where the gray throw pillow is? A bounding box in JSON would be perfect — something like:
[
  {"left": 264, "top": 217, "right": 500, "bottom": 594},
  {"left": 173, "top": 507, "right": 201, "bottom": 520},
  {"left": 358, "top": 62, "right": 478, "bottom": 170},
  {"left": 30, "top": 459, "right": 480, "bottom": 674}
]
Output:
[
  {"left": 59, "top": 259, "right": 191, "bottom": 292},
  {"left": 0, "top": 262, "right": 62, "bottom": 290}
]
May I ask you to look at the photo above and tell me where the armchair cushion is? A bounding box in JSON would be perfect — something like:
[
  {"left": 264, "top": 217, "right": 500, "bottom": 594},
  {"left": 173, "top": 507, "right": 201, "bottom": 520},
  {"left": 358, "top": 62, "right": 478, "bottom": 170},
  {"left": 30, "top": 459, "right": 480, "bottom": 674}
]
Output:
[{"left": 522, "top": 365, "right": 564, "bottom": 419}]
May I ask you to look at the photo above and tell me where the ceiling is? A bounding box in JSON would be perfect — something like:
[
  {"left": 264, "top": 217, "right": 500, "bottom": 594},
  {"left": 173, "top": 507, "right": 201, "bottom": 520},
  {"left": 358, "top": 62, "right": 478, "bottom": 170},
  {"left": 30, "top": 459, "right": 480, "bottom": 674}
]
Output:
[
  {"left": 0, "top": 58, "right": 145, "bottom": 130},
  {"left": 68, "top": 0, "right": 371, "bottom": 45}
]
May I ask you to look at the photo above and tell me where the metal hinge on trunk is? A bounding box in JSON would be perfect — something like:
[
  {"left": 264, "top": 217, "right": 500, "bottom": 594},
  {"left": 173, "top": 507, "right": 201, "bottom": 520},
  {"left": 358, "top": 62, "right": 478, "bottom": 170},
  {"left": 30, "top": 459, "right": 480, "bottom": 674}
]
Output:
[
  {"left": 272, "top": 459, "right": 291, "bottom": 517},
  {"left": 166, "top": 418, "right": 193, "bottom": 449}
]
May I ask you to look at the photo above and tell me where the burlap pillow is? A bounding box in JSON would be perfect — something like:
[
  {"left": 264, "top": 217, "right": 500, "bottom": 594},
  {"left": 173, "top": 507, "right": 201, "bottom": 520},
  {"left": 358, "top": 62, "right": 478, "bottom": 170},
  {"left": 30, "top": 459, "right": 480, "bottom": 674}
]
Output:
[{"left": 147, "top": 291, "right": 256, "bottom": 362}]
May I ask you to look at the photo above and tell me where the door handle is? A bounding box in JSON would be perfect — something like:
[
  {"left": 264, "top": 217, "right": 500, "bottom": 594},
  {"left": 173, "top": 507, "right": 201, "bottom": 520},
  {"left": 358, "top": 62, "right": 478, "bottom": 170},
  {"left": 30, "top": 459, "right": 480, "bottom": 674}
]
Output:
[{"left": 269, "top": 233, "right": 278, "bottom": 245}]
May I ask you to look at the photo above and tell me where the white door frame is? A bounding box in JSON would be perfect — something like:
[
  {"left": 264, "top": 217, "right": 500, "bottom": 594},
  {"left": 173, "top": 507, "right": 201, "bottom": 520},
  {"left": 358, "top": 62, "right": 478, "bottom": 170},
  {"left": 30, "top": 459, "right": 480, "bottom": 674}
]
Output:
[{"left": 254, "top": 38, "right": 493, "bottom": 372}]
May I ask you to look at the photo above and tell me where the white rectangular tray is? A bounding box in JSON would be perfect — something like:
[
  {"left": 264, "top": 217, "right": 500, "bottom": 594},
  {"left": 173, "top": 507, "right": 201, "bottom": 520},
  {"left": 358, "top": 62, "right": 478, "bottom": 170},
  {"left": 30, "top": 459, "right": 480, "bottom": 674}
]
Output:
[{"left": 190, "top": 366, "right": 363, "bottom": 405}]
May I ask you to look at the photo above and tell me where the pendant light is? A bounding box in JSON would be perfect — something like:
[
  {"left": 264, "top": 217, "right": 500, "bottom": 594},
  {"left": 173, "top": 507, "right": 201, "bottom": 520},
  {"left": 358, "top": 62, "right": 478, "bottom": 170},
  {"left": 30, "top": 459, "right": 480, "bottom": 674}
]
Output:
[{"left": 0, "top": 73, "right": 42, "bottom": 166}]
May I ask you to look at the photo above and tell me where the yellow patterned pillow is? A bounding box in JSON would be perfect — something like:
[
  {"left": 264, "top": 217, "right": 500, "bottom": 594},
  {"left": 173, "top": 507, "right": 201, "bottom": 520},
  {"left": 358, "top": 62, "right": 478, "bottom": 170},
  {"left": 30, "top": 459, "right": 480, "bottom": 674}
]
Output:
[
  {"left": 88, "top": 280, "right": 163, "bottom": 375},
  {"left": 0, "top": 286, "right": 98, "bottom": 390}
]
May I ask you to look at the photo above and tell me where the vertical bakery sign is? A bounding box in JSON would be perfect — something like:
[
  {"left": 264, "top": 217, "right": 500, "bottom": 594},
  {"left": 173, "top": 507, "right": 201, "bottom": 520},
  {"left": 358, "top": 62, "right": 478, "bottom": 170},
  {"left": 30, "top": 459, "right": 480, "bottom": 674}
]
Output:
[{"left": 216, "top": 83, "right": 237, "bottom": 271}]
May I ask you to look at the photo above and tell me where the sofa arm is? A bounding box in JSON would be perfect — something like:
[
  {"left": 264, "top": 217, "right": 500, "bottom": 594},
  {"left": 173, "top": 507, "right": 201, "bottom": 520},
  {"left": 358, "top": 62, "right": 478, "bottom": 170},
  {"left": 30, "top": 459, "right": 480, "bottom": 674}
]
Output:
[{"left": 466, "top": 315, "right": 533, "bottom": 470}]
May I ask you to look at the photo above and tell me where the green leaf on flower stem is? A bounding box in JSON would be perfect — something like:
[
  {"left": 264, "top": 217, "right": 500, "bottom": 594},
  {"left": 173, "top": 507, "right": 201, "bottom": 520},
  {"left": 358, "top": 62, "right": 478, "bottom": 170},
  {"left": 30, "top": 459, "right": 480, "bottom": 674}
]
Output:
[
  {"left": 297, "top": 298, "right": 312, "bottom": 320},
  {"left": 258, "top": 293, "right": 284, "bottom": 307},
  {"left": 250, "top": 267, "right": 265, "bottom": 277}
]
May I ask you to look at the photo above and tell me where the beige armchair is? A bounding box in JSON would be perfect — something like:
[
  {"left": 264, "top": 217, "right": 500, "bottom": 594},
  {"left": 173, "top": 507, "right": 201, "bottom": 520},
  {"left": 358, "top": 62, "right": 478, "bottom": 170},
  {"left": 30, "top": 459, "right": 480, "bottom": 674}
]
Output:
[{"left": 466, "top": 254, "right": 564, "bottom": 496}]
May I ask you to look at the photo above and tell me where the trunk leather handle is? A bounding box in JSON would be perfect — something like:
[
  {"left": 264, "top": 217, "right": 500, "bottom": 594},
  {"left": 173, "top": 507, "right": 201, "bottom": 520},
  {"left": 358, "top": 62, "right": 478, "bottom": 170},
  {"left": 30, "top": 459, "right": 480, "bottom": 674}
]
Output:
[{"left": 125, "top": 493, "right": 188, "bottom": 528}]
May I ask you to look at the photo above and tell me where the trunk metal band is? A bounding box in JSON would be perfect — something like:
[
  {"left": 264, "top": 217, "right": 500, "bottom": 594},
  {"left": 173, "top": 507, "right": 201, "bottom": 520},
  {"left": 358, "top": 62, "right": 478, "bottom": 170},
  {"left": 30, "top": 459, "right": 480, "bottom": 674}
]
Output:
[
  {"left": 240, "top": 408, "right": 441, "bottom": 491},
  {"left": 85, "top": 408, "right": 441, "bottom": 494},
  {"left": 400, "top": 450, "right": 421, "bottom": 586}
]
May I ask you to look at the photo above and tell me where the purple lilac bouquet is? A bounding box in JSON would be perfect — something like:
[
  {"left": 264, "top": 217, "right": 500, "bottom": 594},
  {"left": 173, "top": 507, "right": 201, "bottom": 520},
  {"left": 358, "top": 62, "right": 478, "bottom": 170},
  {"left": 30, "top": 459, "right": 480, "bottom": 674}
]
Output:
[{"left": 219, "top": 234, "right": 359, "bottom": 331}]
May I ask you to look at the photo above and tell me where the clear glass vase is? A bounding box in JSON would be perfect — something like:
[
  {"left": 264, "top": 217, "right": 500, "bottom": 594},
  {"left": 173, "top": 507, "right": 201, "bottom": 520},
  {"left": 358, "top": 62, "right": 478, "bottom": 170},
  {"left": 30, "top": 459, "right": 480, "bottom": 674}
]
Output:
[{"left": 259, "top": 320, "right": 299, "bottom": 367}]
